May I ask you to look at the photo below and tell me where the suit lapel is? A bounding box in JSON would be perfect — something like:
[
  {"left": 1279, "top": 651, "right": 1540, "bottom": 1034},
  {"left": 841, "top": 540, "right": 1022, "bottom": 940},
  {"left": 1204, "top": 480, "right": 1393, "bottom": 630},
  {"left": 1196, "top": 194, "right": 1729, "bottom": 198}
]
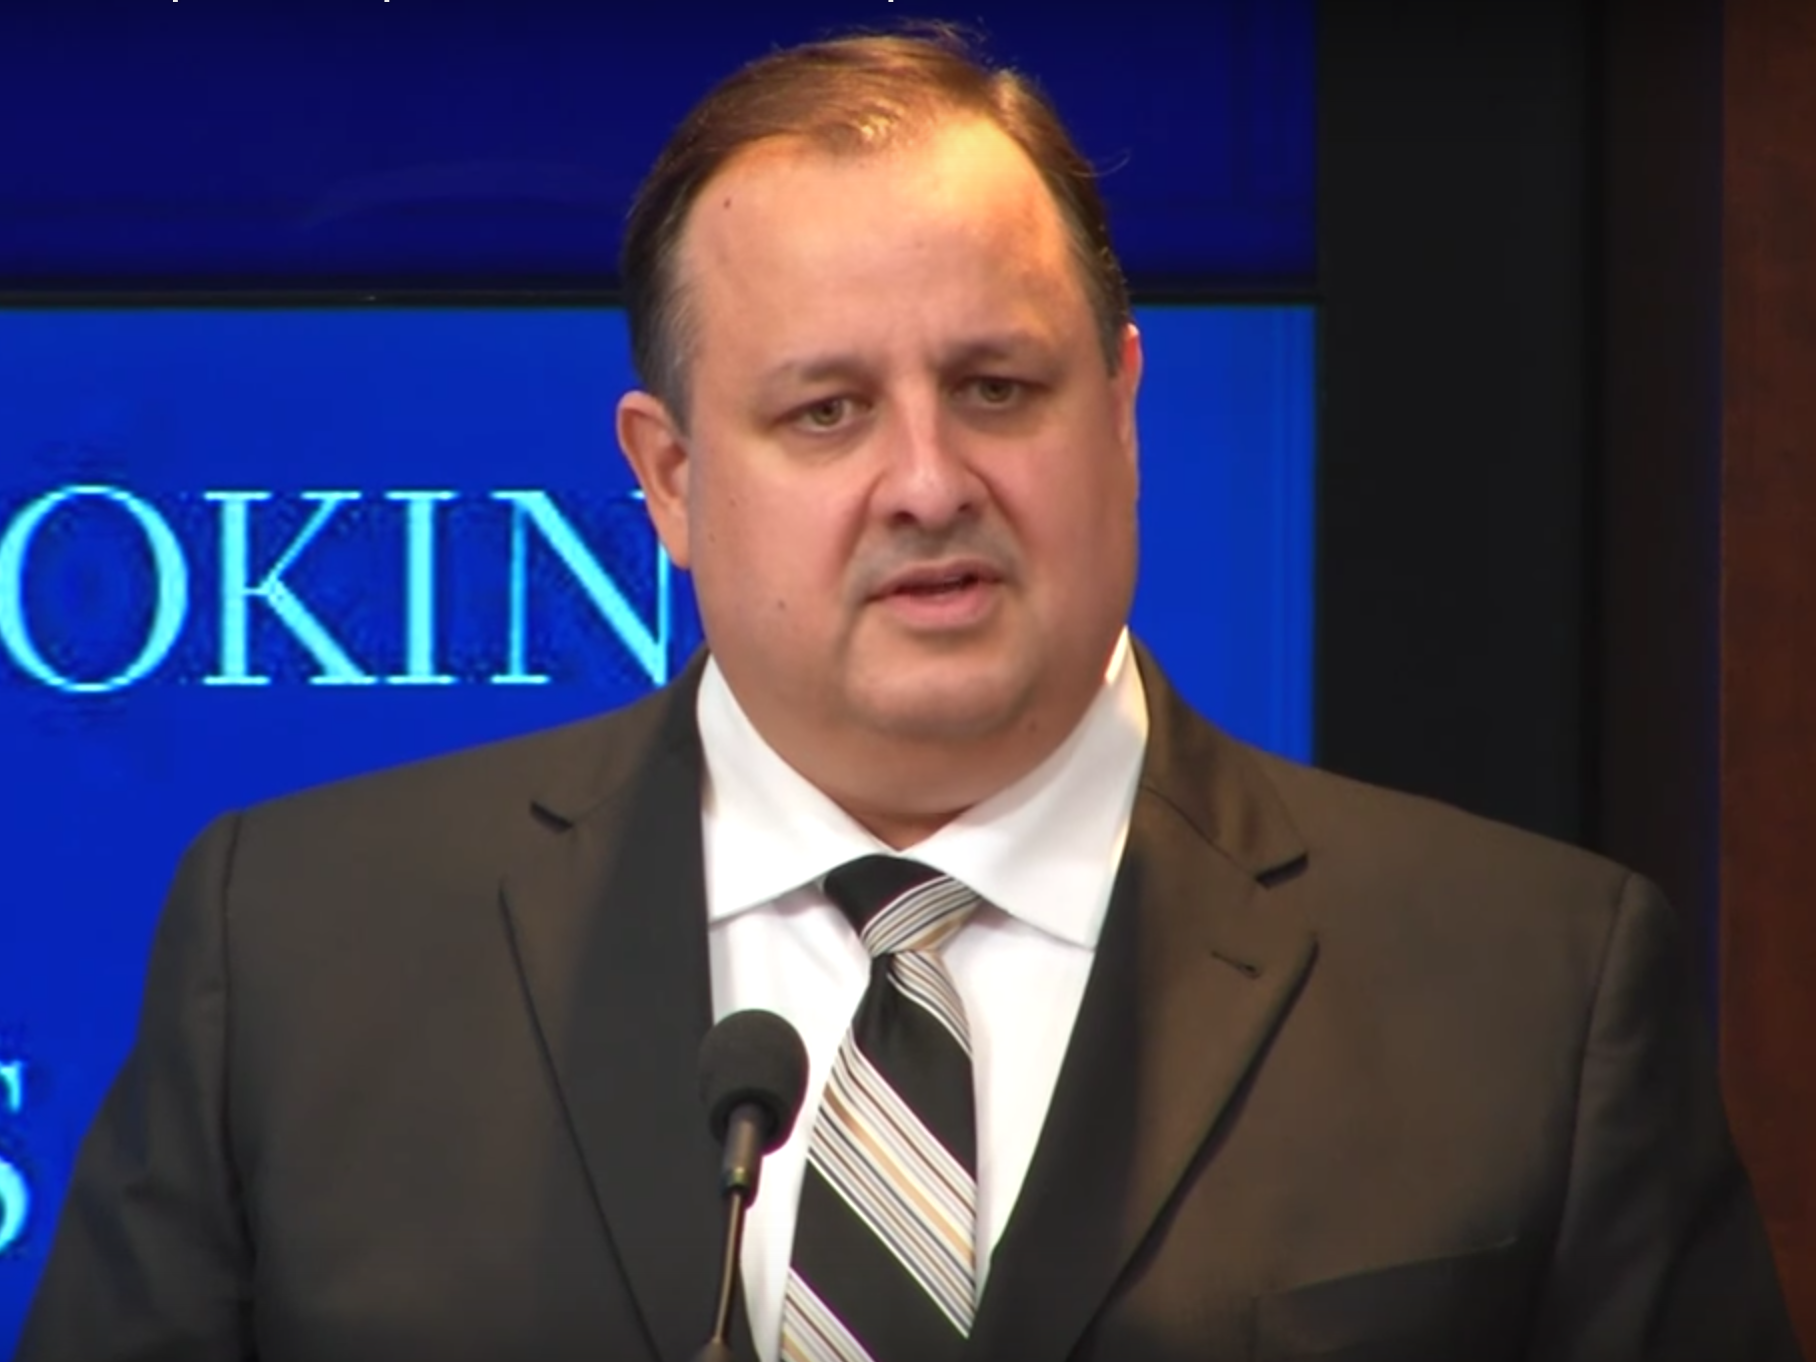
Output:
[
  {"left": 965, "top": 651, "right": 1317, "bottom": 1362},
  {"left": 499, "top": 666, "right": 760, "bottom": 1362}
]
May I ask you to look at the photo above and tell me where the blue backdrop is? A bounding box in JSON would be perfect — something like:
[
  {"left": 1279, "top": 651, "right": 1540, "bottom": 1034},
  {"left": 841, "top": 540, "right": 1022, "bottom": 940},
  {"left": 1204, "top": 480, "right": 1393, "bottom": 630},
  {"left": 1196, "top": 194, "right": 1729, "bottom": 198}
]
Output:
[
  {"left": 0, "top": 302, "right": 1315, "bottom": 1344},
  {"left": 0, "top": 1, "right": 1319, "bottom": 1346}
]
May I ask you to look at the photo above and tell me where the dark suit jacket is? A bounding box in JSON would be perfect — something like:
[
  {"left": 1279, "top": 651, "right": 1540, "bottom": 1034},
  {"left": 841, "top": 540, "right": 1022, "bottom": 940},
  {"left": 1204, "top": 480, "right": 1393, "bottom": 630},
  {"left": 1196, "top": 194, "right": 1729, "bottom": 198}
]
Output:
[{"left": 19, "top": 649, "right": 1802, "bottom": 1361}]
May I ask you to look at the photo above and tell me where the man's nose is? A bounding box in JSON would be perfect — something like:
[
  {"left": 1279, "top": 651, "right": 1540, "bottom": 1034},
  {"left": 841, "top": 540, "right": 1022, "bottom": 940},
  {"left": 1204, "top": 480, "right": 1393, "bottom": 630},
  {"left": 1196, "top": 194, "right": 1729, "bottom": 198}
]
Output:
[{"left": 872, "top": 396, "right": 984, "bottom": 529}]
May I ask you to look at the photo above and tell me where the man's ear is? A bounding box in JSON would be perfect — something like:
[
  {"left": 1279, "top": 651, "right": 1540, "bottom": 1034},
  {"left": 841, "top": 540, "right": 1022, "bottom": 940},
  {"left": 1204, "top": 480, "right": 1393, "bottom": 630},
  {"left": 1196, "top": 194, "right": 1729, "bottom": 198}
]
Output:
[
  {"left": 616, "top": 390, "right": 694, "bottom": 569},
  {"left": 1115, "top": 323, "right": 1144, "bottom": 478}
]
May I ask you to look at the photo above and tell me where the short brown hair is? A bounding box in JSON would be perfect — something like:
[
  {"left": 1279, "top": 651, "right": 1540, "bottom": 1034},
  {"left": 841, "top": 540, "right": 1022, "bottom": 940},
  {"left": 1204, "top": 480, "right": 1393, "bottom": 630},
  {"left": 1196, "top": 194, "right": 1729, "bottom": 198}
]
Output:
[{"left": 619, "top": 25, "right": 1132, "bottom": 423}]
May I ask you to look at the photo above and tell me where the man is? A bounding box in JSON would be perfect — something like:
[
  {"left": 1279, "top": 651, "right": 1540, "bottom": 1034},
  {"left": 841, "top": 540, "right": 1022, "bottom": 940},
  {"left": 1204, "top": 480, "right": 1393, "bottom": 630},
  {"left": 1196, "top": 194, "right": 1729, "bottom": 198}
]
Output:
[{"left": 19, "top": 29, "right": 1802, "bottom": 1362}]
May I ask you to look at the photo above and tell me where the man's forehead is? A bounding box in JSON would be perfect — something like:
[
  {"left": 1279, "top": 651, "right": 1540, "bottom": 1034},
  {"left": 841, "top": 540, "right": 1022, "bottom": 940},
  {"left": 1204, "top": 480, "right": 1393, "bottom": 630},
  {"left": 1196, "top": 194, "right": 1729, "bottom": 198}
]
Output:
[{"left": 661, "top": 114, "right": 1091, "bottom": 395}]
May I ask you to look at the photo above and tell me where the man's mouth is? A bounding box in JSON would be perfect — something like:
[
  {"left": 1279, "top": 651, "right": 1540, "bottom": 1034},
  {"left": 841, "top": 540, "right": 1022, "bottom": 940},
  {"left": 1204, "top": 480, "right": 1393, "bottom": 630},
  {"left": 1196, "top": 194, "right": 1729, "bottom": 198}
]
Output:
[
  {"left": 868, "top": 559, "right": 1006, "bottom": 626},
  {"left": 892, "top": 570, "right": 987, "bottom": 598}
]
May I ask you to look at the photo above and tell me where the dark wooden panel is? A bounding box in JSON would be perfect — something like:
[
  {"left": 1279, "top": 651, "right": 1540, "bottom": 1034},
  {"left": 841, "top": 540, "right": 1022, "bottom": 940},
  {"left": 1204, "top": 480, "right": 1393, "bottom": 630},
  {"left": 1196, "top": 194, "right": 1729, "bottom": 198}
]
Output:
[{"left": 1721, "top": 0, "right": 1816, "bottom": 1346}]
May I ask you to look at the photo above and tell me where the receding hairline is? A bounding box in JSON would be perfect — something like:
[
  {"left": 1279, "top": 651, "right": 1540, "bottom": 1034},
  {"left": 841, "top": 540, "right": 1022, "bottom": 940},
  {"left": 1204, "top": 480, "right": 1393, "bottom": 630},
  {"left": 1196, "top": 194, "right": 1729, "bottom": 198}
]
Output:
[{"left": 677, "top": 111, "right": 1059, "bottom": 253}]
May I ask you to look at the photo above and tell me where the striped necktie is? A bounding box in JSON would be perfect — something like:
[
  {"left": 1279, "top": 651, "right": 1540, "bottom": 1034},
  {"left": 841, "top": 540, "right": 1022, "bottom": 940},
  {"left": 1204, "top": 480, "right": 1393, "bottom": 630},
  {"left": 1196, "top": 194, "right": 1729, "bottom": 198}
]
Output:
[{"left": 781, "top": 856, "right": 981, "bottom": 1362}]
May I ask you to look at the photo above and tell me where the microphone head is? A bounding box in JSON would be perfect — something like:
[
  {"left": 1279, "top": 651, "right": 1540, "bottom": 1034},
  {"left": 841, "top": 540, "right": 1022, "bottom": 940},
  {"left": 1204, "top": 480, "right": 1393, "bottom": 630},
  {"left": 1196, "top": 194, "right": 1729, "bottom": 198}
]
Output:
[{"left": 697, "top": 1009, "right": 809, "bottom": 1151}]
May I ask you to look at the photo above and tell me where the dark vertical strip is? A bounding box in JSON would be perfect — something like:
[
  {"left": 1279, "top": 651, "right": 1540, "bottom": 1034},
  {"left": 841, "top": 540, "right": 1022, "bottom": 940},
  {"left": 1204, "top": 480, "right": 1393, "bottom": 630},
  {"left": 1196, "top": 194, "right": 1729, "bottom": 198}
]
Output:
[
  {"left": 1594, "top": 0, "right": 1724, "bottom": 994},
  {"left": 1316, "top": 0, "right": 1592, "bottom": 842}
]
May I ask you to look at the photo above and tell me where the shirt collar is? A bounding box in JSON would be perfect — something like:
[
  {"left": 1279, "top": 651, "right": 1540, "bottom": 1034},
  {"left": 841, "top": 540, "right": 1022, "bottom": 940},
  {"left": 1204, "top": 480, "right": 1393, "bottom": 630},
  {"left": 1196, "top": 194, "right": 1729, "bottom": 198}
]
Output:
[{"left": 697, "top": 631, "right": 1149, "bottom": 949}]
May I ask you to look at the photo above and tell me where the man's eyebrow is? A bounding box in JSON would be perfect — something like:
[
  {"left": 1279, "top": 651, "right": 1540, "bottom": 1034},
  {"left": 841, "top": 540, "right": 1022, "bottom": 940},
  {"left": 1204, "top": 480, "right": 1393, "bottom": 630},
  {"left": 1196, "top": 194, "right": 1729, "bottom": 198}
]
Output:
[
  {"left": 756, "top": 333, "right": 1058, "bottom": 390},
  {"left": 941, "top": 331, "right": 1055, "bottom": 367},
  {"left": 755, "top": 354, "right": 874, "bottom": 391}
]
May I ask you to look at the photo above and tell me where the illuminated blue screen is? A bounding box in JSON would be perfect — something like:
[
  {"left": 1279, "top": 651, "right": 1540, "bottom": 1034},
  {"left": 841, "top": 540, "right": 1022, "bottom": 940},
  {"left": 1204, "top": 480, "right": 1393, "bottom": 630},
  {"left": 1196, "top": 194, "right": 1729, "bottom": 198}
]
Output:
[
  {"left": 0, "top": 302, "right": 1313, "bottom": 1345},
  {"left": 0, "top": 2, "right": 1314, "bottom": 285}
]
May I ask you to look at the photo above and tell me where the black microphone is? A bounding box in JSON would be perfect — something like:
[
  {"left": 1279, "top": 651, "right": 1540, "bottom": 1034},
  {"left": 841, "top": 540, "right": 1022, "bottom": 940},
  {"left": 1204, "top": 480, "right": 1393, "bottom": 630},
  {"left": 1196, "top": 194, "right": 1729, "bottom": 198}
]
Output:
[{"left": 693, "top": 1009, "right": 809, "bottom": 1362}]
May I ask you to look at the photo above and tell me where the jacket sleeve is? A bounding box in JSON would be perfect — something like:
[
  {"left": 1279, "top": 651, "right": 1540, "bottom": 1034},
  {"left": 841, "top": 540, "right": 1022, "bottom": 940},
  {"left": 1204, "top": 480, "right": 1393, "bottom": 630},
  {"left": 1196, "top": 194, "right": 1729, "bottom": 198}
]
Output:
[
  {"left": 1525, "top": 872, "right": 1805, "bottom": 1361},
  {"left": 16, "top": 813, "right": 257, "bottom": 1362}
]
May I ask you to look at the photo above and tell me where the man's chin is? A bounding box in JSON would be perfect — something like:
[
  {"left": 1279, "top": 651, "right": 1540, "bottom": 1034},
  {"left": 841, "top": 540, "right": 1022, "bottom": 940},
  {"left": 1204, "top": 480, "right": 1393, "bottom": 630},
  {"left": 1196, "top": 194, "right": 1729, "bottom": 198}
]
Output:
[{"left": 848, "top": 672, "right": 1033, "bottom": 745}]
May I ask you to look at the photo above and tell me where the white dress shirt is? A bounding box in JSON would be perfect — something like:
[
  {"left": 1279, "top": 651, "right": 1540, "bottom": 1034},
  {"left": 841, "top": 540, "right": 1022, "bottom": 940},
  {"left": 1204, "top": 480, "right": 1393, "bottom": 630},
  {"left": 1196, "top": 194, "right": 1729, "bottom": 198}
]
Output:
[{"left": 698, "top": 631, "right": 1149, "bottom": 1362}]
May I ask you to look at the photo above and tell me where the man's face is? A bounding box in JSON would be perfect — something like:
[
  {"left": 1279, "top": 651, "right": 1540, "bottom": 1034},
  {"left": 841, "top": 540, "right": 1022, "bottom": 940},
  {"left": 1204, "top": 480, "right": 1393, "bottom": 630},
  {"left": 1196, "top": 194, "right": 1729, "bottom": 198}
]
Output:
[{"left": 620, "top": 116, "right": 1142, "bottom": 818}]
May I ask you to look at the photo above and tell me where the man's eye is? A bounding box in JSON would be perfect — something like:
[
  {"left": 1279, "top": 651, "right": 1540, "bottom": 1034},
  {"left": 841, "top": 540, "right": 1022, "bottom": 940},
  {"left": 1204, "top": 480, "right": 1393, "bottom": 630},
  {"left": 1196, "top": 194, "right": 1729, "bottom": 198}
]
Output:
[
  {"left": 967, "top": 377, "right": 1023, "bottom": 406},
  {"left": 796, "top": 397, "right": 854, "bottom": 430}
]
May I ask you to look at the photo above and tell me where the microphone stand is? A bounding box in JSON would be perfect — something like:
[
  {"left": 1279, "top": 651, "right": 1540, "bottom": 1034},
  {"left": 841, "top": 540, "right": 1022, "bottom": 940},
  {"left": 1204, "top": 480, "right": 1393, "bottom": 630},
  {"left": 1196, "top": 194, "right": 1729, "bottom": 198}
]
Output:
[
  {"left": 693, "top": 1104, "right": 766, "bottom": 1362},
  {"left": 693, "top": 1187, "right": 749, "bottom": 1362}
]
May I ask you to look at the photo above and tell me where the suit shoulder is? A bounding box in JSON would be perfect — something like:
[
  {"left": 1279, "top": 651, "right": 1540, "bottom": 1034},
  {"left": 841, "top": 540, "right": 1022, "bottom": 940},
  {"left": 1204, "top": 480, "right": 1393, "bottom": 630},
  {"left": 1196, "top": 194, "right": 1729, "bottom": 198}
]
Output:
[
  {"left": 229, "top": 683, "right": 684, "bottom": 853},
  {"left": 1223, "top": 745, "right": 1672, "bottom": 1025},
  {"left": 1247, "top": 744, "right": 1635, "bottom": 911}
]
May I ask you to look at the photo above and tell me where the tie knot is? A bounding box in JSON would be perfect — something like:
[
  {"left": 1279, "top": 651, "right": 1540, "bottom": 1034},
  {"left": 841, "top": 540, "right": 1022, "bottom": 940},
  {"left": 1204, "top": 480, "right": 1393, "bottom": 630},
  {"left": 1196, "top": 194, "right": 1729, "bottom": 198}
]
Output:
[{"left": 821, "top": 855, "right": 978, "bottom": 958}]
